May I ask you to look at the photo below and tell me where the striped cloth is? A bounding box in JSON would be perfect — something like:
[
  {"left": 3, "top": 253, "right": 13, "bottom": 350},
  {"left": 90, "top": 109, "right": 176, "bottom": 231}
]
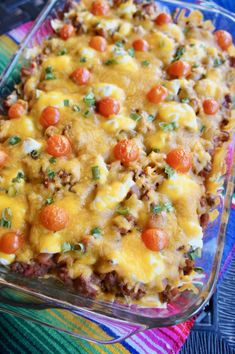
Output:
[{"left": 0, "top": 22, "right": 234, "bottom": 354}]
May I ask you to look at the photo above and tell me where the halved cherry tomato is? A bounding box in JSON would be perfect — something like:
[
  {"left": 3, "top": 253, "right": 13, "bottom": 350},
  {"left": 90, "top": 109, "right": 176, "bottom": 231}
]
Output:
[
  {"left": 91, "top": 0, "right": 109, "bottom": 16},
  {"left": 98, "top": 97, "right": 120, "bottom": 117},
  {"left": 46, "top": 135, "right": 71, "bottom": 157},
  {"left": 39, "top": 106, "right": 60, "bottom": 128},
  {"left": 167, "top": 60, "right": 191, "bottom": 78},
  {"left": 0, "top": 232, "right": 24, "bottom": 254},
  {"left": 70, "top": 67, "right": 90, "bottom": 85},
  {"left": 166, "top": 147, "right": 192, "bottom": 173},
  {"left": 89, "top": 36, "right": 107, "bottom": 52},
  {"left": 203, "top": 99, "right": 220, "bottom": 115},
  {"left": 147, "top": 85, "right": 168, "bottom": 104},
  {"left": 133, "top": 39, "right": 149, "bottom": 52},
  {"left": 40, "top": 204, "right": 69, "bottom": 231},
  {"left": 8, "top": 103, "right": 25, "bottom": 119},
  {"left": 113, "top": 139, "right": 139, "bottom": 165},
  {"left": 60, "top": 24, "right": 75, "bottom": 40},
  {"left": 155, "top": 13, "right": 171, "bottom": 26},
  {"left": 141, "top": 228, "right": 168, "bottom": 252},
  {"left": 0, "top": 151, "right": 8, "bottom": 168},
  {"left": 214, "top": 30, "right": 232, "bottom": 51}
]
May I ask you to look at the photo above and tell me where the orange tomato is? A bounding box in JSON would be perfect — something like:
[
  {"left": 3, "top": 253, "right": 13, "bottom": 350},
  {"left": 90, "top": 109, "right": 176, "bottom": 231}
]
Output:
[
  {"left": 113, "top": 139, "right": 139, "bottom": 165},
  {"left": 203, "top": 99, "right": 220, "bottom": 115},
  {"left": 0, "top": 151, "right": 8, "bottom": 168},
  {"left": 141, "top": 228, "right": 168, "bottom": 252},
  {"left": 167, "top": 60, "right": 191, "bottom": 78},
  {"left": 98, "top": 97, "right": 120, "bottom": 117},
  {"left": 133, "top": 39, "right": 149, "bottom": 52},
  {"left": 91, "top": 0, "right": 109, "bottom": 16},
  {"left": 0, "top": 232, "right": 24, "bottom": 254},
  {"left": 166, "top": 148, "right": 192, "bottom": 173},
  {"left": 46, "top": 135, "right": 72, "bottom": 157},
  {"left": 39, "top": 106, "right": 60, "bottom": 128},
  {"left": 147, "top": 85, "right": 168, "bottom": 104},
  {"left": 40, "top": 204, "right": 69, "bottom": 231},
  {"left": 8, "top": 103, "right": 25, "bottom": 119},
  {"left": 214, "top": 30, "right": 232, "bottom": 50},
  {"left": 59, "top": 24, "right": 75, "bottom": 40},
  {"left": 155, "top": 13, "right": 171, "bottom": 26},
  {"left": 89, "top": 36, "right": 107, "bottom": 52},
  {"left": 70, "top": 67, "right": 90, "bottom": 85}
]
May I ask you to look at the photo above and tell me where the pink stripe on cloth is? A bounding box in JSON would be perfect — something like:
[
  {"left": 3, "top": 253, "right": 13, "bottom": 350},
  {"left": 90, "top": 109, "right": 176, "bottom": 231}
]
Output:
[{"left": 8, "top": 22, "right": 33, "bottom": 43}]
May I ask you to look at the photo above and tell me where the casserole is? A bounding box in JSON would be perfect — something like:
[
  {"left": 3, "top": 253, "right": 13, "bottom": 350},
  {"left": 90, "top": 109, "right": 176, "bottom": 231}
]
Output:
[{"left": 0, "top": 0, "right": 234, "bottom": 343}]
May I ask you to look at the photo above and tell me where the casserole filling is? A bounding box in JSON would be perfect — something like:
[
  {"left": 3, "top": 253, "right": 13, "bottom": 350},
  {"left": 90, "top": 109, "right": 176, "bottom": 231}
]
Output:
[{"left": 0, "top": 0, "right": 234, "bottom": 306}]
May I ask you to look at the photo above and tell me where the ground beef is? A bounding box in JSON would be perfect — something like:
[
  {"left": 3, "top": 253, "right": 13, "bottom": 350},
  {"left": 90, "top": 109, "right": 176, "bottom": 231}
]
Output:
[
  {"left": 74, "top": 276, "right": 98, "bottom": 298},
  {"left": 199, "top": 162, "right": 212, "bottom": 178},
  {"left": 160, "top": 285, "right": 179, "bottom": 303},
  {"left": 183, "top": 259, "right": 194, "bottom": 275},
  {"left": 229, "top": 56, "right": 235, "bottom": 68},
  {"left": 11, "top": 262, "right": 49, "bottom": 277},
  {"left": 213, "top": 131, "right": 230, "bottom": 147},
  {"left": 200, "top": 213, "right": 210, "bottom": 229},
  {"left": 35, "top": 253, "right": 56, "bottom": 267},
  {"left": 222, "top": 94, "right": 232, "bottom": 109}
]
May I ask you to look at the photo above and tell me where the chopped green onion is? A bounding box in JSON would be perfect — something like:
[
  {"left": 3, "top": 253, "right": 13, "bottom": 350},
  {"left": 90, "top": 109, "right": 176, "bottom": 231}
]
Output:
[
  {"left": 172, "top": 46, "right": 185, "bottom": 62},
  {"left": 181, "top": 97, "right": 190, "bottom": 103},
  {"left": 12, "top": 171, "right": 25, "bottom": 183},
  {"left": 164, "top": 164, "right": 175, "bottom": 179},
  {"left": 116, "top": 206, "right": 129, "bottom": 215},
  {"left": 61, "top": 241, "right": 85, "bottom": 254},
  {"left": 72, "top": 104, "right": 81, "bottom": 112},
  {"left": 147, "top": 114, "right": 155, "bottom": 122},
  {"left": 115, "top": 41, "right": 124, "bottom": 48},
  {"left": 214, "top": 58, "right": 224, "bottom": 67},
  {"left": 188, "top": 247, "right": 201, "bottom": 261},
  {"left": 152, "top": 148, "right": 160, "bottom": 153},
  {"left": 61, "top": 242, "right": 73, "bottom": 253},
  {"left": 83, "top": 110, "right": 91, "bottom": 117},
  {"left": 83, "top": 92, "right": 96, "bottom": 107},
  {"left": 63, "top": 99, "right": 70, "bottom": 107},
  {"left": 49, "top": 157, "right": 56, "bottom": 164},
  {"left": 45, "top": 66, "right": 56, "bottom": 80},
  {"left": 74, "top": 242, "right": 86, "bottom": 254},
  {"left": 80, "top": 57, "right": 87, "bottom": 63},
  {"left": 192, "top": 63, "right": 200, "bottom": 69},
  {"left": 164, "top": 201, "right": 174, "bottom": 212},
  {"left": 30, "top": 150, "right": 40, "bottom": 159},
  {"left": 91, "top": 227, "right": 102, "bottom": 238},
  {"left": 58, "top": 48, "right": 67, "bottom": 56},
  {"left": 47, "top": 170, "right": 55, "bottom": 179},
  {"left": 45, "top": 197, "right": 54, "bottom": 205},
  {"left": 92, "top": 166, "right": 100, "bottom": 180},
  {"left": 141, "top": 60, "right": 150, "bottom": 67},
  {"left": 194, "top": 267, "right": 204, "bottom": 274},
  {"left": 104, "top": 59, "right": 118, "bottom": 65},
  {"left": 130, "top": 112, "right": 142, "bottom": 122},
  {"left": 128, "top": 48, "right": 135, "bottom": 57},
  {"left": 0, "top": 208, "right": 12, "bottom": 229},
  {"left": 8, "top": 136, "right": 21, "bottom": 145},
  {"left": 159, "top": 121, "right": 177, "bottom": 131},
  {"left": 200, "top": 124, "right": 206, "bottom": 133},
  {"left": 151, "top": 202, "right": 174, "bottom": 214}
]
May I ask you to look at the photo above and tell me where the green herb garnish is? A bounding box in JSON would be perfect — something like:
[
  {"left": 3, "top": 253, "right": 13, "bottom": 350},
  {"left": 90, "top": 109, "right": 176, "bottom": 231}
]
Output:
[
  {"left": 45, "top": 197, "right": 54, "bottom": 205},
  {"left": 61, "top": 242, "right": 85, "bottom": 254},
  {"left": 45, "top": 66, "right": 56, "bottom": 80},
  {"left": 49, "top": 157, "right": 56, "bottom": 164},
  {"left": 115, "top": 41, "right": 124, "bottom": 48},
  {"left": 63, "top": 99, "right": 70, "bottom": 107},
  {"left": 80, "top": 57, "right": 87, "bottom": 63},
  {"left": 92, "top": 166, "right": 100, "bottom": 180},
  {"left": 188, "top": 247, "right": 201, "bottom": 261},
  {"left": 159, "top": 121, "right": 177, "bottom": 131},
  {"left": 172, "top": 46, "right": 185, "bottom": 62},
  {"left": 181, "top": 97, "right": 190, "bottom": 103},
  {"left": 47, "top": 170, "right": 55, "bottom": 179},
  {"left": 142, "top": 60, "right": 150, "bottom": 67},
  {"left": 91, "top": 227, "right": 102, "bottom": 238},
  {"left": 83, "top": 92, "right": 96, "bottom": 107},
  {"left": 116, "top": 206, "right": 129, "bottom": 215},
  {"left": 200, "top": 125, "right": 206, "bottom": 133},
  {"left": 214, "top": 58, "right": 225, "bottom": 67},
  {"left": 147, "top": 114, "right": 155, "bottom": 122},
  {"left": 104, "top": 59, "right": 118, "bottom": 65},
  {"left": 61, "top": 242, "right": 73, "bottom": 253},
  {"left": 58, "top": 48, "right": 67, "bottom": 56},
  {"left": 0, "top": 208, "right": 12, "bottom": 229},
  {"left": 30, "top": 150, "right": 40, "bottom": 159},
  {"left": 83, "top": 110, "right": 91, "bottom": 117},
  {"left": 8, "top": 136, "right": 21, "bottom": 145},
  {"left": 192, "top": 63, "right": 200, "bottom": 69},
  {"left": 72, "top": 104, "right": 81, "bottom": 112},
  {"left": 12, "top": 171, "right": 25, "bottom": 183},
  {"left": 164, "top": 164, "right": 175, "bottom": 179},
  {"left": 130, "top": 112, "right": 142, "bottom": 122},
  {"left": 128, "top": 48, "right": 135, "bottom": 57},
  {"left": 151, "top": 202, "right": 174, "bottom": 214},
  {"left": 194, "top": 267, "right": 204, "bottom": 274}
]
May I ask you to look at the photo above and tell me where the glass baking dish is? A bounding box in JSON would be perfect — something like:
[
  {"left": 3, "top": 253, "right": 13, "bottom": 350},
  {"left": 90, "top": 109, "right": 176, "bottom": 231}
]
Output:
[{"left": 0, "top": 0, "right": 234, "bottom": 344}]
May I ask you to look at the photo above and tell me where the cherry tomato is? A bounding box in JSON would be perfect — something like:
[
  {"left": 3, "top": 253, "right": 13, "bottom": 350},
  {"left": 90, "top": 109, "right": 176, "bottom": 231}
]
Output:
[
  {"left": 91, "top": 0, "right": 109, "bottom": 16},
  {"left": 89, "top": 36, "right": 107, "bottom": 52},
  {"left": 166, "top": 147, "right": 192, "bottom": 173},
  {"left": 167, "top": 60, "right": 191, "bottom": 78},
  {"left": 8, "top": 103, "right": 25, "bottom": 119},
  {"left": 113, "top": 139, "right": 139, "bottom": 165},
  {"left": 203, "top": 99, "right": 220, "bottom": 115},
  {"left": 39, "top": 106, "right": 60, "bottom": 128},
  {"left": 141, "top": 228, "right": 168, "bottom": 252},
  {"left": 40, "top": 204, "right": 69, "bottom": 231},
  {"left": 0, "top": 232, "right": 24, "bottom": 254},
  {"left": 147, "top": 85, "right": 168, "bottom": 104},
  {"left": 214, "top": 30, "right": 232, "bottom": 51},
  {"left": 59, "top": 24, "right": 75, "bottom": 40},
  {"left": 46, "top": 135, "right": 72, "bottom": 157},
  {"left": 98, "top": 97, "right": 120, "bottom": 117},
  {"left": 155, "top": 13, "right": 171, "bottom": 26},
  {"left": 133, "top": 39, "right": 149, "bottom": 52},
  {"left": 0, "top": 151, "right": 8, "bottom": 168},
  {"left": 70, "top": 67, "right": 90, "bottom": 85}
]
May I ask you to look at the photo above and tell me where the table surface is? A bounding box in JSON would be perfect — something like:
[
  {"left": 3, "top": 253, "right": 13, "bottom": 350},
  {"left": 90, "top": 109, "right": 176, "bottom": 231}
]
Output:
[{"left": 0, "top": 1, "right": 234, "bottom": 353}]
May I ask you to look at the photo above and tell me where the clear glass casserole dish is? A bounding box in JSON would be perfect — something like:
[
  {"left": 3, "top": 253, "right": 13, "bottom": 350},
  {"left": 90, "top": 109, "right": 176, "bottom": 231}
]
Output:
[{"left": 0, "top": 0, "right": 234, "bottom": 344}]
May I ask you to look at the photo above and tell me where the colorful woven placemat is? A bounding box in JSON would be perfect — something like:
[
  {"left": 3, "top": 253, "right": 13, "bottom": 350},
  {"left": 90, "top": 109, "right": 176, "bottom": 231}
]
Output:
[{"left": 0, "top": 22, "right": 234, "bottom": 354}]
